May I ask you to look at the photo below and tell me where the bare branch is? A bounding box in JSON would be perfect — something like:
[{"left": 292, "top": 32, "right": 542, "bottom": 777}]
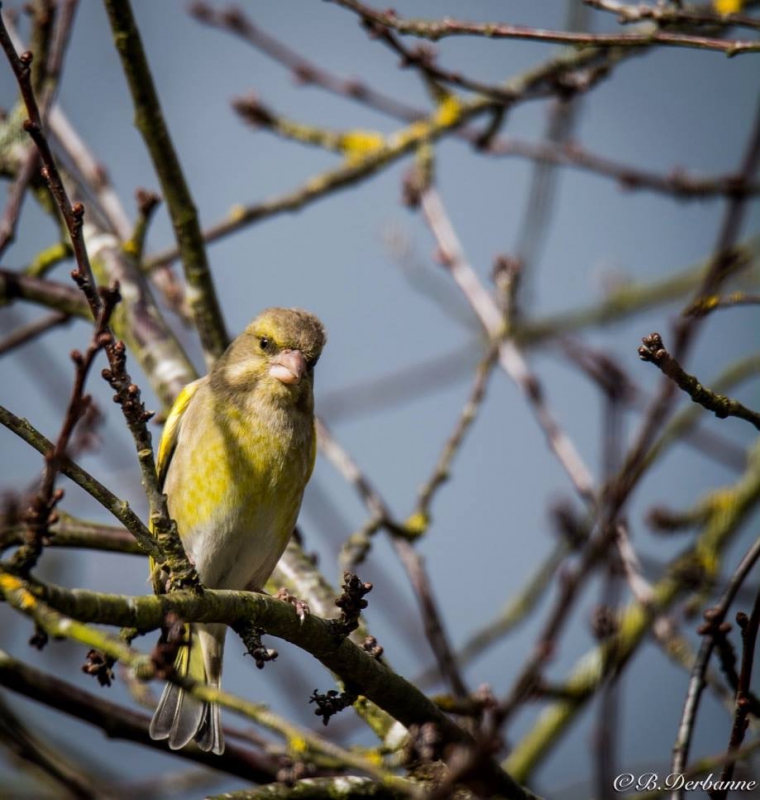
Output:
[
  {"left": 585, "top": 0, "right": 760, "bottom": 32},
  {"left": 327, "top": 0, "right": 760, "bottom": 55},
  {"left": 419, "top": 188, "right": 596, "bottom": 505},
  {"left": 671, "top": 526, "right": 760, "bottom": 795},
  {"left": 638, "top": 332, "right": 760, "bottom": 431},
  {"left": 0, "top": 648, "right": 281, "bottom": 783},
  {"left": 0, "top": 309, "right": 69, "bottom": 355}
]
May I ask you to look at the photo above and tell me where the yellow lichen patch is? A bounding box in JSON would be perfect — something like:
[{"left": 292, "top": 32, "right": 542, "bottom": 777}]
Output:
[
  {"left": 289, "top": 735, "right": 308, "bottom": 754},
  {"left": 0, "top": 574, "right": 35, "bottom": 610},
  {"left": 615, "top": 601, "right": 647, "bottom": 644},
  {"left": 707, "top": 488, "right": 737, "bottom": 517},
  {"left": 0, "top": 573, "right": 22, "bottom": 593},
  {"left": 228, "top": 204, "right": 247, "bottom": 223},
  {"left": 339, "top": 130, "right": 386, "bottom": 164},
  {"left": 392, "top": 121, "right": 431, "bottom": 149},
  {"left": 695, "top": 295, "right": 720, "bottom": 313},
  {"left": 19, "top": 588, "right": 35, "bottom": 610},
  {"left": 435, "top": 94, "right": 463, "bottom": 127},
  {"left": 122, "top": 239, "right": 139, "bottom": 257},
  {"left": 714, "top": 0, "right": 744, "bottom": 12},
  {"left": 404, "top": 511, "right": 429, "bottom": 538},
  {"left": 694, "top": 545, "right": 720, "bottom": 579}
]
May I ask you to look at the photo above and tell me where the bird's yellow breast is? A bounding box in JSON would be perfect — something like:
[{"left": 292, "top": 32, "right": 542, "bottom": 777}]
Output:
[{"left": 162, "top": 380, "right": 315, "bottom": 590}]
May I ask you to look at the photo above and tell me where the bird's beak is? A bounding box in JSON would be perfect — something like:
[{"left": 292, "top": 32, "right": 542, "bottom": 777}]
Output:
[{"left": 269, "top": 349, "right": 307, "bottom": 385}]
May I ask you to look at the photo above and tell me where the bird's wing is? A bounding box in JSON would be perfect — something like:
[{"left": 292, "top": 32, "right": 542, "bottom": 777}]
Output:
[
  {"left": 307, "top": 419, "right": 318, "bottom": 483},
  {"left": 157, "top": 378, "right": 205, "bottom": 491}
]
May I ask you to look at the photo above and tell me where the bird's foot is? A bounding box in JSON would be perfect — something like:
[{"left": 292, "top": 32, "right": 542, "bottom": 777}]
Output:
[{"left": 275, "top": 588, "right": 310, "bottom": 623}]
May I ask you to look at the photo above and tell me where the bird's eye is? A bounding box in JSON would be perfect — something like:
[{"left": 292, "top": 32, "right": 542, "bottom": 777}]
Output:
[{"left": 259, "top": 336, "right": 270, "bottom": 351}]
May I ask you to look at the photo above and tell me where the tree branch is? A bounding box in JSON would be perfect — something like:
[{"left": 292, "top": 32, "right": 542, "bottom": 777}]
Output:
[
  {"left": 507, "top": 443, "right": 760, "bottom": 780},
  {"left": 0, "top": 570, "right": 540, "bottom": 800},
  {"left": 328, "top": 0, "right": 760, "bottom": 55},
  {"left": 0, "top": 402, "right": 158, "bottom": 559},
  {"left": 0, "top": 648, "right": 281, "bottom": 784},
  {"left": 102, "top": 0, "right": 228, "bottom": 365},
  {"left": 638, "top": 332, "right": 760, "bottom": 431}
]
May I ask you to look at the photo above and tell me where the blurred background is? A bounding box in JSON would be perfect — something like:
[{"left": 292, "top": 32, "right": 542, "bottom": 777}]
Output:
[{"left": 1, "top": 1, "right": 759, "bottom": 797}]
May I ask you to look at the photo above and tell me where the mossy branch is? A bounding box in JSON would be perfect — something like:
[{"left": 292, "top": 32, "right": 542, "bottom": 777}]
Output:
[
  {"left": 0, "top": 570, "right": 538, "bottom": 800},
  {"left": 209, "top": 777, "right": 412, "bottom": 800},
  {"left": 103, "top": 0, "right": 229, "bottom": 365},
  {"left": 516, "top": 240, "right": 759, "bottom": 346}
]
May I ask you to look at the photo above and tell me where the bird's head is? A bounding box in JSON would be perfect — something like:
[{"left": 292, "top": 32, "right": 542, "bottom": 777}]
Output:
[{"left": 214, "top": 308, "right": 326, "bottom": 410}]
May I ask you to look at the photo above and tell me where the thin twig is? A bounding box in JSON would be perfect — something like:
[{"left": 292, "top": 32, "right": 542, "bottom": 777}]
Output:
[
  {"left": 328, "top": 0, "right": 760, "bottom": 54},
  {"left": 0, "top": 402, "right": 158, "bottom": 558},
  {"left": 11, "top": 286, "right": 119, "bottom": 574},
  {"left": 409, "top": 344, "right": 499, "bottom": 534},
  {"left": 714, "top": 587, "right": 760, "bottom": 797},
  {"left": 102, "top": 0, "right": 228, "bottom": 365},
  {"left": 0, "top": 0, "right": 78, "bottom": 261},
  {"left": 0, "top": 6, "right": 100, "bottom": 314},
  {"left": 392, "top": 537, "right": 470, "bottom": 700},
  {"left": 47, "top": 105, "right": 132, "bottom": 241},
  {"left": 514, "top": 1, "right": 591, "bottom": 305},
  {"left": 318, "top": 422, "right": 470, "bottom": 700},
  {"left": 419, "top": 188, "right": 596, "bottom": 505},
  {"left": 638, "top": 332, "right": 760, "bottom": 431},
  {"left": 688, "top": 290, "right": 760, "bottom": 315},
  {"left": 188, "top": 1, "right": 422, "bottom": 121},
  {"left": 0, "top": 310, "right": 70, "bottom": 356},
  {"left": 0, "top": 148, "right": 39, "bottom": 260},
  {"left": 486, "top": 136, "right": 760, "bottom": 199},
  {"left": 0, "top": 512, "right": 142, "bottom": 555},
  {"left": 190, "top": 3, "right": 759, "bottom": 202},
  {"left": 585, "top": 0, "right": 760, "bottom": 32},
  {"left": 671, "top": 530, "right": 760, "bottom": 797},
  {"left": 351, "top": 14, "right": 549, "bottom": 106},
  {"left": 0, "top": 648, "right": 281, "bottom": 783},
  {"left": 609, "top": 99, "right": 760, "bottom": 554},
  {"left": 0, "top": 267, "right": 90, "bottom": 317},
  {"left": 143, "top": 43, "right": 624, "bottom": 271},
  {"left": 0, "top": 693, "right": 103, "bottom": 800},
  {"left": 518, "top": 240, "right": 759, "bottom": 347}
]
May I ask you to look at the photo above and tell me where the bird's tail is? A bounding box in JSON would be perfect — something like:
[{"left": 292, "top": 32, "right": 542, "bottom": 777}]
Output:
[{"left": 149, "top": 623, "right": 226, "bottom": 754}]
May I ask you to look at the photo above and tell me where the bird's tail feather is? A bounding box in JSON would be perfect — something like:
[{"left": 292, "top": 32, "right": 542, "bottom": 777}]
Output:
[{"left": 149, "top": 623, "right": 225, "bottom": 754}]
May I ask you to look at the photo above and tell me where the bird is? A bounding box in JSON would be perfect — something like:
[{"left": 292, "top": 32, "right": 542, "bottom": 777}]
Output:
[{"left": 148, "top": 307, "right": 326, "bottom": 755}]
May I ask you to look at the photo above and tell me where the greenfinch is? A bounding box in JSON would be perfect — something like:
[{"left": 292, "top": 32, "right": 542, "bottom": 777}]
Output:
[{"left": 148, "top": 307, "right": 326, "bottom": 754}]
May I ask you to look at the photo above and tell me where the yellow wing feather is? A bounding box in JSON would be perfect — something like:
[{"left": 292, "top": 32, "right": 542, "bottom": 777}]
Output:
[
  {"left": 150, "top": 378, "right": 203, "bottom": 586},
  {"left": 157, "top": 378, "right": 204, "bottom": 491}
]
